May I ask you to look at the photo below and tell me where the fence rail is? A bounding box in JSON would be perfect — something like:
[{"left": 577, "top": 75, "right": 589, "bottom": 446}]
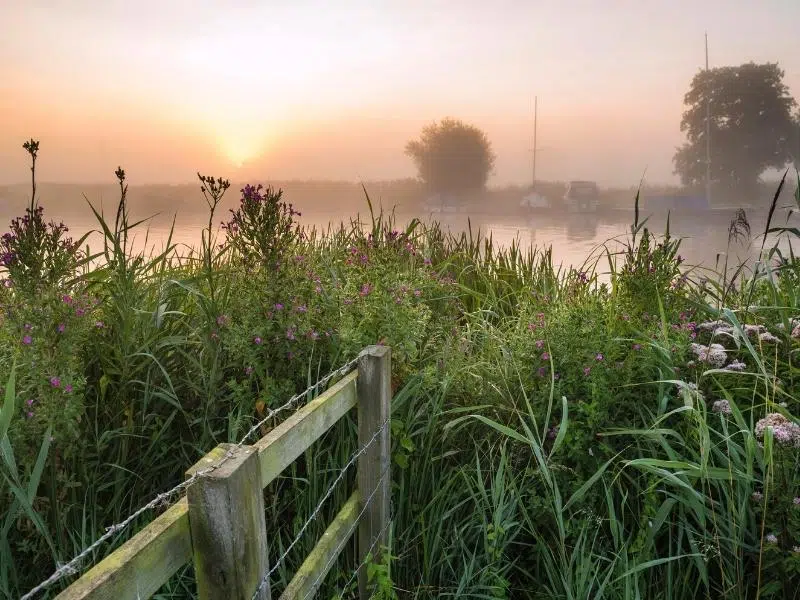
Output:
[{"left": 52, "top": 345, "right": 392, "bottom": 600}]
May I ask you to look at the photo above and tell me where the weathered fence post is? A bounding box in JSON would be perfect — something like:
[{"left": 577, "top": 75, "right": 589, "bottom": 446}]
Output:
[
  {"left": 357, "top": 345, "right": 392, "bottom": 599},
  {"left": 186, "top": 443, "right": 271, "bottom": 600}
]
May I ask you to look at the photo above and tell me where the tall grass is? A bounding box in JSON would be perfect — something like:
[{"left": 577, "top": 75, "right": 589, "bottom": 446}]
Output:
[{"left": 2, "top": 141, "right": 800, "bottom": 598}]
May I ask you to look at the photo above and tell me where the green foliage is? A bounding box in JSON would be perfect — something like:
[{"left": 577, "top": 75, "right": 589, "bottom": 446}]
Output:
[
  {"left": 673, "top": 62, "right": 798, "bottom": 197},
  {"left": 5, "top": 140, "right": 800, "bottom": 599},
  {"left": 405, "top": 117, "right": 497, "bottom": 195}
]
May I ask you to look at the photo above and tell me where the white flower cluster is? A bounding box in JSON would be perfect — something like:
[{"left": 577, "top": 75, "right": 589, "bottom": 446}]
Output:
[
  {"left": 690, "top": 342, "right": 728, "bottom": 368},
  {"left": 755, "top": 412, "right": 800, "bottom": 448}
]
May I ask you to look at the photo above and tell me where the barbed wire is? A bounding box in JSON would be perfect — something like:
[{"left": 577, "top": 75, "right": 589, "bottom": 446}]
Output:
[
  {"left": 326, "top": 505, "right": 394, "bottom": 600},
  {"left": 20, "top": 355, "right": 360, "bottom": 600},
  {"left": 251, "top": 413, "right": 391, "bottom": 599},
  {"left": 296, "top": 465, "right": 392, "bottom": 600}
]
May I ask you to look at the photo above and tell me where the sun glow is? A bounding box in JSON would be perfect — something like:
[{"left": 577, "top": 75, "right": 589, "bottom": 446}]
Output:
[{"left": 216, "top": 127, "right": 269, "bottom": 168}]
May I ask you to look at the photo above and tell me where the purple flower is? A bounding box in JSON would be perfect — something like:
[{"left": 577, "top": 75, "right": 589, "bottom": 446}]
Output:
[
  {"left": 64, "top": 384, "right": 73, "bottom": 393},
  {"left": 26, "top": 411, "right": 34, "bottom": 419},
  {"left": 295, "top": 305, "right": 307, "bottom": 313},
  {"left": 535, "top": 340, "right": 544, "bottom": 350},
  {"left": 22, "top": 335, "right": 32, "bottom": 345},
  {"left": 583, "top": 366, "right": 591, "bottom": 376},
  {"left": 50, "top": 376, "right": 61, "bottom": 388},
  {"left": 538, "top": 366, "right": 546, "bottom": 377},
  {"left": 632, "top": 343, "right": 642, "bottom": 351},
  {"left": 23, "top": 323, "right": 32, "bottom": 331},
  {"left": 57, "top": 323, "right": 66, "bottom": 333},
  {"left": 253, "top": 336, "right": 262, "bottom": 345},
  {"left": 62, "top": 295, "right": 73, "bottom": 305},
  {"left": 274, "top": 303, "right": 284, "bottom": 311},
  {"left": 26, "top": 398, "right": 34, "bottom": 406},
  {"left": 75, "top": 308, "right": 85, "bottom": 317},
  {"left": 595, "top": 353, "right": 604, "bottom": 361},
  {"left": 360, "top": 284, "right": 372, "bottom": 297},
  {"left": 541, "top": 352, "right": 550, "bottom": 361},
  {"left": 286, "top": 327, "right": 296, "bottom": 341},
  {"left": 95, "top": 320, "right": 105, "bottom": 328}
]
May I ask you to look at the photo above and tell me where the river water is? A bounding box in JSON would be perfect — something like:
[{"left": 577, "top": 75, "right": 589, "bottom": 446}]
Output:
[{"left": 0, "top": 201, "right": 789, "bottom": 278}]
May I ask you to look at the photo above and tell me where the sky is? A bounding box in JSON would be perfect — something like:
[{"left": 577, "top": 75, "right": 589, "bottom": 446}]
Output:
[{"left": 1, "top": 0, "right": 799, "bottom": 188}]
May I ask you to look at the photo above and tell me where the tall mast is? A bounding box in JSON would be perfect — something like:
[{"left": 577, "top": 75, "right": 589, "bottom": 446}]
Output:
[
  {"left": 705, "top": 32, "right": 712, "bottom": 205},
  {"left": 532, "top": 96, "right": 538, "bottom": 190}
]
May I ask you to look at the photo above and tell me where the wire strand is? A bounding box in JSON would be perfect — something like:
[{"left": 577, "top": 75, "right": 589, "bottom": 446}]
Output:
[{"left": 20, "top": 356, "right": 360, "bottom": 600}]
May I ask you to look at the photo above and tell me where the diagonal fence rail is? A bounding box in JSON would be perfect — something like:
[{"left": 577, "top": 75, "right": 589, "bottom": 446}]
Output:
[{"left": 25, "top": 345, "right": 391, "bottom": 600}]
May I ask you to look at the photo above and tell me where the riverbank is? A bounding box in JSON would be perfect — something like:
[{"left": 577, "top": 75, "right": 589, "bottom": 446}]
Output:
[{"left": 3, "top": 166, "right": 800, "bottom": 598}]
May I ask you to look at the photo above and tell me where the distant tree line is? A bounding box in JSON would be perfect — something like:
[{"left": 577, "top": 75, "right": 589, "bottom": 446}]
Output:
[{"left": 406, "top": 61, "right": 799, "bottom": 205}]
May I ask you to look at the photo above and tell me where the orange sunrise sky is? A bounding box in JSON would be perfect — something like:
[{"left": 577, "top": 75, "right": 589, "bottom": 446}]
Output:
[{"left": 1, "top": 0, "right": 799, "bottom": 187}]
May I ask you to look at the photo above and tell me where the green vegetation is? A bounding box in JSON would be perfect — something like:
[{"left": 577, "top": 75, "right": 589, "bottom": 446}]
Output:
[{"left": 3, "top": 140, "right": 800, "bottom": 599}]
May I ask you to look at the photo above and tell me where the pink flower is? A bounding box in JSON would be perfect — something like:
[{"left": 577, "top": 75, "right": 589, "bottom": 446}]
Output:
[
  {"left": 535, "top": 340, "right": 544, "bottom": 349},
  {"left": 22, "top": 335, "right": 32, "bottom": 345},
  {"left": 57, "top": 323, "right": 66, "bottom": 333},
  {"left": 295, "top": 305, "right": 307, "bottom": 313},
  {"left": 26, "top": 411, "right": 34, "bottom": 419},
  {"left": 286, "top": 328, "right": 296, "bottom": 341},
  {"left": 359, "top": 284, "right": 372, "bottom": 297},
  {"left": 76, "top": 308, "right": 85, "bottom": 317},
  {"left": 253, "top": 336, "right": 262, "bottom": 345},
  {"left": 595, "top": 353, "right": 604, "bottom": 361},
  {"left": 26, "top": 398, "right": 34, "bottom": 406},
  {"left": 95, "top": 320, "right": 105, "bottom": 328},
  {"left": 64, "top": 384, "right": 73, "bottom": 393},
  {"left": 274, "top": 303, "right": 284, "bottom": 310},
  {"left": 62, "top": 295, "right": 73, "bottom": 305},
  {"left": 632, "top": 343, "right": 641, "bottom": 351},
  {"left": 583, "top": 366, "right": 591, "bottom": 376},
  {"left": 50, "top": 376, "right": 61, "bottom": 388},
  {"left": 541, "top": 352, "right": 550, "bottom": 361}
]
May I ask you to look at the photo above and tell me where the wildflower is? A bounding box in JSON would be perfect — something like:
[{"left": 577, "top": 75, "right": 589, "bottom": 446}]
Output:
[
  {"left": 22, "top": 335, "right": 32, "bottom": 345},
  {"left": 57, "top": 323, "right": 66, "bottom": 333},
  {"left": 541, "top": 352, "right": 550, "bottom": 361},
  {"left": 2, "top": 279, "right": 11, "bottom": 288},
  {"left": 690, "top": 343, "right": 727, "bottom": 368},
  {"left": 766, "top": 534, "right": 778, "bottom": 544},
  {"left": 359, "top": 284, "right": 371, "bottom": 297},
  {"left": 414, "top": 289, "right": 422, "bottom": 297},
  {"left": 50, "top": 376, "right": 61, "bottom": 388},
  {"left": 26, "top": 398, "right": 34, "bottom": 406},
  {"left": 759, "top": 331, "right": 781, "bottom": 344},
  {"left": 535, "top": 340, "right": 544, "bottom": 349},
  {"left": 538, "top": 367, "right": 546, "bottom": 377},
  {"left": 752, "top": 491, "right": 763, "bottom": 502},
  {"left": 23, "top": 323, "right": 32, "bottom": 331},
  {"left": 76, "top": 308, "right": 85, "bottom": 317},
  {"left": 595, "top": 353, "right": 604, "bottom": 361},
  {"left": 424, "top": 257, "right": 432, "bottom": 266},
  {"left": 724, "top": 360, "right": 747, "bottom": 372},
  {"left": 309, "top": 330, "right": 319, "bottom": 341},
  {"left": 793, "top": 497, "right": 800, "bottom": 507},
  {"left": 315, "top": 285, "right": 322, "bottom": 294},
  {"left": 26, "top": 411, "right": 33, "bottom": 419},
  {"left": 62, "top": 295, "right": 73, "bottom": 305},
  {"left": 755, "top": 413, "right": 800, "bottom": 447},
  {"left": 274, "top": 303, "right": 284, "bottom": 311},
  {"left": 583, "top": 366, "right": 591, "bottom": 376},
  {"left": 253, "top": 336, "right": 262, "bottom": 345},
  {"left": 210, "top": 332, "right": 219, "bottom": 341},
  {"left": 64, "top": 384, "right": 73, "bottom": 393},
  {"left": 295, "top": 305, "right": 307, "bottom": 313},
  {"left": 244, "top": 366, "right": 254, "bottom": 376},
  {"left": 343, "top": 298, "right": 353, "bottom": 305},
  {"left": 633, "top": 343, "right": 642, "bottom": 351},
  {"left": 216, "top": 315, "right": 228, "bottom": 327},
  {"left": 95, "top": 320, "right": 104, "bottom": 328},
  {"left": 712, "top": 399, "right": 732, "bottom": 414},
  {"left": 286, "top": 327, "right": 296, "bottom": 341}
]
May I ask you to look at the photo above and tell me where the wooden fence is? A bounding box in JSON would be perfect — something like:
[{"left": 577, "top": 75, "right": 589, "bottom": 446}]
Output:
[{"left": 54, "top": 345, "right": 392, "bottom": 600}]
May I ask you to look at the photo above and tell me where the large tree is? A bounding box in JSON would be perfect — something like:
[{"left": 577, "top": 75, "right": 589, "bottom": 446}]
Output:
[
  {"left": 673, "top": 62, "right": 797, "bottom": 197},
  {"left": 405, "top": 118, "right": 496, "bottom": 195}
]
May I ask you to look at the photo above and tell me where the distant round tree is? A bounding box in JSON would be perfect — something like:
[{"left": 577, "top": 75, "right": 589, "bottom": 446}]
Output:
[
  {"left": 405, "top": 118, "right": 496, "bottom": 195},
  {"left": 673, "top": 62, "right": 797, "bottom": 200}
]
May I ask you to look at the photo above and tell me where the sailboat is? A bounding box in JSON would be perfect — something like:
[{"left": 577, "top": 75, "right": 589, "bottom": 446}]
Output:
[{"left": 520, "top": 96, "right": 551, "bottom": 210}]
